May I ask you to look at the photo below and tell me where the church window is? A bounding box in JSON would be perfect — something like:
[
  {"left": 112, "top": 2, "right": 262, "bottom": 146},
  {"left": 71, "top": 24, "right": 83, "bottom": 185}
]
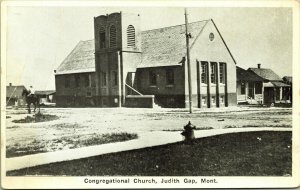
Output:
[{"left": 127, "top": 25, "right": 135, "bottom": 47}]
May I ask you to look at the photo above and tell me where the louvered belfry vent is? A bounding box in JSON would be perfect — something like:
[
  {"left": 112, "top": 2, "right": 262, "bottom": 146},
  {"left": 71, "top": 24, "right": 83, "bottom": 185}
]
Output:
[
  {"left": 127, "top": 25, "right": 135, "bottom": 47},
  {"left": 109, "top": 25, "right": 117, "bottom": 48}
]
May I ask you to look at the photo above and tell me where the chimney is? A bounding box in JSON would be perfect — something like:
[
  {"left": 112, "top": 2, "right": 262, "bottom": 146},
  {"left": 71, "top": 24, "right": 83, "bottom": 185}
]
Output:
[
  {"left": 9, "top": 83, "right": 12, "bottom": 86},
  {"left": 258, "top": 64, "right": 261, "bottom": 69}
]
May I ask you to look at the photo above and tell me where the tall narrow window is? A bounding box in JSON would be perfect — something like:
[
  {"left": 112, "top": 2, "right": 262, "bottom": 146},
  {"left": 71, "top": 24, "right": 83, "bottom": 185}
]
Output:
[
  {"left": 241, "top": 82, "right": 246, "bottom": 95},
  {"left": 109, "top": 25, "right": 117, "bottom": 48},
  {"left": 211, "top": 62, "right": 216, "bottom": 84},
  {"left": 127, "top": 25, "right": 135, "bottom": 47},
  {"left": 201, "top": 62, "right": 207, "bottom": 84},
  {"left": 255, "top": 82, "right": 262, "bottom": 94},
  {"left": 65, "top": 75, "right": 70, "bottom": 88},
  {"left": 75, "top": 75, "right": 80, "bottom": 87},
  {"left": 149, "top": 71, "right": 157, "bottom": 86},
  {"left": 101, "top": 72, "right": 107, "bottom": 86},
  {"left": 85, "top": 74, "right": 91, "bottom": 87},
  {"left": 219, "top": 63, "right": 225, "bottom": 84},
  {"left": 166, "top": 69, "right": 174, "bottom": 85},
  {"left": 99, "top": 27, "right": 106, "bottom": 48},
  {"left": 112, "top": 71, "right": 118, "bottom": 86}
]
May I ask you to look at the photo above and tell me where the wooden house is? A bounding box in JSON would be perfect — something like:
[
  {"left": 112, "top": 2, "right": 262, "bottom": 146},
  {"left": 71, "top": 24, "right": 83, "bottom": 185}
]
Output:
[
  {"left": 6, "top": 83, "right": 26, "bottom": 106},
  {"left": 237, "top": 64, "right": 291, "bottom": 105}
]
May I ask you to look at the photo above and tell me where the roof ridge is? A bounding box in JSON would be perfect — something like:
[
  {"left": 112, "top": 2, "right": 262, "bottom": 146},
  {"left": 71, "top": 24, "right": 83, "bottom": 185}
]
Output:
[{"left": 142, "top": 19, "right": 210, "bottom": 33}]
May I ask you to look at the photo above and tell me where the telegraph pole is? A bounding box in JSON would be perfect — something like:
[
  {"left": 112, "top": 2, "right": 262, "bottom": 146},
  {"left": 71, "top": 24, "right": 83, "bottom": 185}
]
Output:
[{"left": 185, "top": 8, "right": 193, "bottom": 113}]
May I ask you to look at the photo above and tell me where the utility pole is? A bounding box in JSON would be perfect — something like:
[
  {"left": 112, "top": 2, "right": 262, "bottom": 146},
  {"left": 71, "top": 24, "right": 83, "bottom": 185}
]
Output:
[{"left": 185, "top": 8, "right": 193, "bottom": 113}]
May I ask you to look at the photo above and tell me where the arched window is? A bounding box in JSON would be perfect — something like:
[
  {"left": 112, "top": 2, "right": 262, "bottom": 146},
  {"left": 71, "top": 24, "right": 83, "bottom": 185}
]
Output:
[
  {"left": 109, "top": 25, "right": 117, "bottom": 48},
  {"left": 99, "top": 27, "right": 106, "bottom": 48},
  {"left": 127, "top": 25, "right": 135, "bottom": 47}
]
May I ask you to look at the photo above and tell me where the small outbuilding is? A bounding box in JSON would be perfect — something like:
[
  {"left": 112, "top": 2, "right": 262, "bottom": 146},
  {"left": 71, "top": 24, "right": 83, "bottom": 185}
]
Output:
[{"left": 6, "top": 83, "right": 26, "bottom": 106}]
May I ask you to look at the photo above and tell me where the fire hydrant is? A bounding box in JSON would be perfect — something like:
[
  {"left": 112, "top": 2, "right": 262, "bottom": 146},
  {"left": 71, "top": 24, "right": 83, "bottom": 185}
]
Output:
[{"left": 181, "top": 121, "right": 196, "bottom": 143}]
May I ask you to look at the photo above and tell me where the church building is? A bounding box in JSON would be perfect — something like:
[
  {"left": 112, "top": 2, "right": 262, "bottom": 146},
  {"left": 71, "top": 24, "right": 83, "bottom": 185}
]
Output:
[{"left": 55, "top": 12, "right": 237, "bottom": 108}]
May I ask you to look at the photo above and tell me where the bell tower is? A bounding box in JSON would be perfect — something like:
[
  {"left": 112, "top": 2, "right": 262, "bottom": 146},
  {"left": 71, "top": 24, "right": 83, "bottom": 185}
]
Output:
[{"left": 94, "top": 12, "right": 142, "bottom": 107}]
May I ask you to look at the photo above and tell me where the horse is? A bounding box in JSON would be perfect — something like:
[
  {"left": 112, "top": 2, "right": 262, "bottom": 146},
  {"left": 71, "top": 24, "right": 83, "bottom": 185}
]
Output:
[{"left": 22, "top": 89, "right": 40, "bottom": 114}]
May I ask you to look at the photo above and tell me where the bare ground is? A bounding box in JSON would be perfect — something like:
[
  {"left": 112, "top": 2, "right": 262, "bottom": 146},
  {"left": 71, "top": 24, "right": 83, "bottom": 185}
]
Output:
[{"left": 5, "top": 106, "right": 292, "bottom": 158}]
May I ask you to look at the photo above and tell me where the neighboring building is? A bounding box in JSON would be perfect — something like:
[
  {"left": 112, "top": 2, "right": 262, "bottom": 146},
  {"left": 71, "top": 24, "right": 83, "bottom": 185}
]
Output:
[
  {"left": 236, "top": 66, "right": 265, "bottom": 104},
  {"left": 35, "top": 90, "right": 56, "bottom": 105},
  {"left": 55, "top": 12, "right": 238, "bottom": 108},
  {"left": 6, "top": 83, "right": 26, "bottom": 106},
  {"left": 282, "top": 76, "right": 293, "bottom": 103},
  {"left": 236, "top": 64, "right": 291, "bottom": 105}
]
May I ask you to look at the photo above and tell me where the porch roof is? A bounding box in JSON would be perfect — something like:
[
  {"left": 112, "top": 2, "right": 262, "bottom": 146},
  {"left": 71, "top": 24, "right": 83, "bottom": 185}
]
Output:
[
  {"left": 271, "top": 81, "right": 290, "bottom": 87},
  {"left": 264, "top": 81, "right": 290, "bottom": 88}
]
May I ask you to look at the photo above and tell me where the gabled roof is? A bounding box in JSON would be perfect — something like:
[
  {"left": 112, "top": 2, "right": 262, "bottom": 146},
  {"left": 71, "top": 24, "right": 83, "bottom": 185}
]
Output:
[
  {"left": 56, "top": 19, "right": 236, "bottom": 73},
  {"left": 56, "top": 40, "right": 95, "bottom": 75},
  {"left": 248, "top": 68, "right": 282, "bottom": 81},
  {"left": 35, "top": 90, "right": 56, "bottom": 96},
  {"left": 236, "top": 66, "right": 264, "bottom": 82},
  {"left": 138, "top": 20, "right": 209, "bottom": 68},
  {"left": 6, "top": 85, "right": 26, "bottom": 98}
]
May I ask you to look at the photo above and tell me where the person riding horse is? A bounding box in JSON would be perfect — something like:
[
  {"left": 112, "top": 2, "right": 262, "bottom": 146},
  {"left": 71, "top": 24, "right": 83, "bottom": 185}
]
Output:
[
  {"left": 22, "top": 86, "right": 40, "bottom": 114},
  {"left": 27, "top": 85, "right": 35, "bottom": 98}
]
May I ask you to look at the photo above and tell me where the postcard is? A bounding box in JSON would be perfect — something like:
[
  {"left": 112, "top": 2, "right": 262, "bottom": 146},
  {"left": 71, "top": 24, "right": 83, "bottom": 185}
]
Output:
[{"left": 1, "top": 0, "right": 299, "bottom": 189}]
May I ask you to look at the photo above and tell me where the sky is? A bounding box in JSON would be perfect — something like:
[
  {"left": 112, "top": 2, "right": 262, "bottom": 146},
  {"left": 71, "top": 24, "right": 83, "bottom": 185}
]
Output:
[{"left": 5, "top": 6, "right": 292, "bottom": 90}]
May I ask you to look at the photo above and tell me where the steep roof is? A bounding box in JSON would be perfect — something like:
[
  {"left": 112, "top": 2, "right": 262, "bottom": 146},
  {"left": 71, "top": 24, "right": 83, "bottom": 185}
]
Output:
[
  {"left": 248, "top": 68, "right": 282, "bottom": 81},
  {"left": 138, "top": 20, "right": 209, "bottom": 68},
  {"left": 236, "top": 66, "right": 264, "bottom": 82},
  {"left": 56, "top": 19, "right": 235, "bottom": 73},
  {"left": 56, "top": 40, "right": 95, "bottom": 75},
  {"left": 6, "top": 85, "right": 26, "bottom": 98}
]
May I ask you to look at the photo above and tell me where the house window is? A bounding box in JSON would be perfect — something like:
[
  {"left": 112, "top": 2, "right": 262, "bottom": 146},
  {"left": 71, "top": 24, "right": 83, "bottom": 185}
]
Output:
[
  {"left": 166, "top": 69, "right": 174, "bottom": 85},
  {"left": 149, "top": 71, "right": 157, "bottom": 86},
  {"left": 75, "top": 75, "right": 80, "bottom": 87},
  {"left": 211, "top": 96, "right": 216, "bottom": 105},
  {"left": 127, "top": 25, "right": 135, "bottom": 47},
  {"left": 220, "top": 63, "right": 226, "bottom": 84},
  {"left": 220, "top": 95, "right": 225, "bottom": 104},
  {"left": 201, "top": 62, "right": 207, "bottom": 84},
  {"left": 112, "top": 71, "right": 118, "bottom": 86},
  {"left": 101, "top": 72, "right": 107, "bottom": 86},
  {"left": 241, "top": 82, "right": 246, "bottom": 95},
  {"left": 211, "top": 62, "right": 216, "bottom": 84},
  {"left": 109, "top": 25, "right": 117, "bottom": 48},
  {"left": 99, "top": 27, "right": 106, "bottom": 48},
  {"left": 84, "top": 74, "right": 91, "bottom": 87},
  {"left": 255, "top": 82, "right": 262, "bottom": 94},
  {"left": 65, "top": 75, "right": 70, "bottom": 88},
  {"left": 202, "top": 96, "right": 207, "bottom": 105}
]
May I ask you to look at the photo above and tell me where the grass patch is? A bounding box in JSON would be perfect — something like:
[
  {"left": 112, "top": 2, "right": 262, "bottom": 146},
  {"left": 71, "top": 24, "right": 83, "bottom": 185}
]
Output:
[
  {"left": 7, "top": 131, "right": 291, "bottom": 176},
  {"left": 162, "top": 127, "right": 213, "bottom": 131},
  {"left": 6, "top": 132, "right": 138, "bottom": 158},
  {"left": 12, "top": 113, "right": 59, "bottom": 123}
]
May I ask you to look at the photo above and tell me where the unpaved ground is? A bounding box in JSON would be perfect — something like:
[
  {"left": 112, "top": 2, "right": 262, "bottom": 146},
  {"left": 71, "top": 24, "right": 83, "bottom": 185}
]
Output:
[{"left": 5, "top": 106, "right": 292, "bottom": 157}]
